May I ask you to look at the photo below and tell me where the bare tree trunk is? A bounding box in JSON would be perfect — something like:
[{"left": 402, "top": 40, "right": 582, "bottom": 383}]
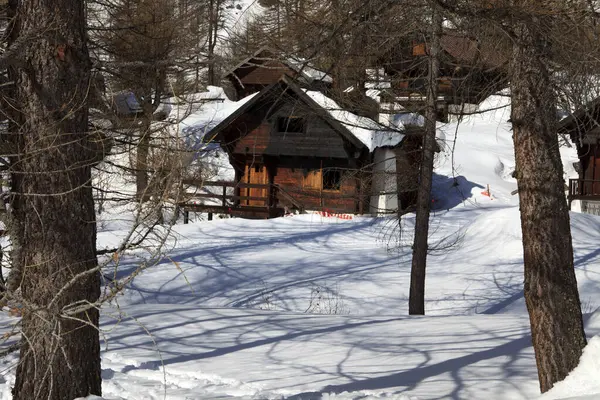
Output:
[
  {"left": 207, "top": 0, "right": 220, "bottom": 86},
  {"left": 10, "top": 0, "right": 101, "bottom": 398},
  {"left": 409, "top": 6, "right": 441, "bottom": 315},
  {"left": 511, "top": 21, "right": 587, "bottom": 393},
  {"left": 136, "top": 119, "right": 151, "bottom": 202},
  {"left": 136, "top": 70, "right": 165, "bottom": 203}
]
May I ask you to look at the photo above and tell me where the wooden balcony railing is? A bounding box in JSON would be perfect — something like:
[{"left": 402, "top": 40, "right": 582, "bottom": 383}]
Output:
[
  {"left": 568, "top": 179, "right": 600, "bottom": 199},
  {"left": 180, "top": 180, "right": 273, "bottom": 211},
  {"left": 178, "top": 180, "right": 308, "bottom": 221}
]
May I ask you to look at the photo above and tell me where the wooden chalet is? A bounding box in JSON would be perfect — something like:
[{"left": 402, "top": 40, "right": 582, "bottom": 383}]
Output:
[
  {"left": 180, "top": 75, "right": 419, "bottom": 219},
  {"left": 560, "top": 99, "right": 600, "bottom": 215},
  {"left": 214, "top": 75, "right": 369, "bottom": 217},
  {"left": 224, "top": 47, "right": 333, "bottom": 100}
]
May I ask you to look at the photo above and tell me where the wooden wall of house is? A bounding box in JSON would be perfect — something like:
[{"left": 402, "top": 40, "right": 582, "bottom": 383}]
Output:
[
  {"left": 571, "top": 125, "right": 600, "bottom": 181},
  {"left": 266, "top": 102, "right": 351, "bottom": 158},
  {"left": 227, "top": 152, "right": 366, "bottom": 214},
  {"left": 582, "top": 146, "right": 600, "bottom": 181},
  {"left": 273, "top": 166, "right": 361, "bottom": 214},
  {"left": 228, "top": 101, "right": 354, "bottom": 159},
  {"left": 575, "top": 145, "right": 600, "bottom": 195},
  {"left": 232, "top": 121, "right": 271, "bottom": 156},
  {"left": 236, "top": 61, "right": 296, "bottom": 84}
]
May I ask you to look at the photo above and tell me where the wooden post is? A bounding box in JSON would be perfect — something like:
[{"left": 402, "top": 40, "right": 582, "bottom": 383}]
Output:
[
  {"left": 208, "top": 212, "right": 213, "bottom": 221},
  {"left": 266, "top": 183, "right": 272, "bottom": 218},
  {"left": 222, "top": 184, "right": 227, "bottom": 208},
  {"left": 184, "top": 210, "right": 189, "bottom": 224},
  {"left": 320, "top": 160, "right": 324, "bottom": 208},
  {"left": 357, "top": 171, "right": 365, "bottom": 215},
  {"left": 358, "top": 186, "right": 364, "bottom": 215}
]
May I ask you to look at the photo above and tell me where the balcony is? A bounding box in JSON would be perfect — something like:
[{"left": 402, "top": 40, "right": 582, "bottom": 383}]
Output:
[{"left": 568, "top": 179, "right": 600, "bottom": 201}]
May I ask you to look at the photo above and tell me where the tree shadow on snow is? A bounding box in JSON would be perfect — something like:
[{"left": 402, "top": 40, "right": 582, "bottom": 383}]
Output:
[
  {"left": 431, "top": 173, "right": 484, "bottom": 211},
  {"left": 100, "top": 217, "right": 408, "bottom": 310},
  {"left": 100, "top": 308, "right": 541, "bottom": 400}
]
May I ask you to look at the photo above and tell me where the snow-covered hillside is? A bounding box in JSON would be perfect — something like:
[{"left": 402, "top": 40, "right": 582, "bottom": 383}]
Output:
[
  {"left": 2, "top": 95, "right": 600, "bottom": 400},
  {"left": 221, "top": 0, "right": 267, "bottom": 44}
]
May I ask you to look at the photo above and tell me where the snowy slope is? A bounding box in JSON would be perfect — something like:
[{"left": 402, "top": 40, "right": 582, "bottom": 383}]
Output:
[
  {"left": 170, "top": 87, "right": 256, "bottom": 148},
  {"left": 2, "top": 94, "right": 600, "bottom": 400},
  {"left": 77, "top": 307, "right": 600, "bottom": 400},
  {"left": 167, "top": 87, "right": 256, "bottom": 183},
  {"left": 435, "top": 94, "right": 578, "bottom": 207},
  {"left": 221, "top": 0, "right": 267, "bottom": 43}
]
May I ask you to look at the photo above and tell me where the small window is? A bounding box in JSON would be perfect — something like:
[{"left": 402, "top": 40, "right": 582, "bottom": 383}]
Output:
[
  {"left": 278, "top": 117, "right": 305, "bottom": 133},
  {"left": 323, "top": 169, "right": 342, "bottom": 191}
]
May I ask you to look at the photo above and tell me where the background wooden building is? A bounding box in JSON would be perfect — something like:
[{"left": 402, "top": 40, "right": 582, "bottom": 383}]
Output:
[
  {"left": 224, "top": 47, "right": 333, "bottom": 100},
  {"left": 379, "top": 31, "right": 508, "bottom": 121},
  {"left": 560, "top": 99, "right": 600, "bottom": 214}
]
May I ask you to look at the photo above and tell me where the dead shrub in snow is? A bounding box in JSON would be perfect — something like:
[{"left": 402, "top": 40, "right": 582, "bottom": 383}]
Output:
[
  {"left": 304, "top": 283, "right": 349, "bottom": 315},
  {"left": 244, "top": 281, "right": 349, "bottom": 315}
]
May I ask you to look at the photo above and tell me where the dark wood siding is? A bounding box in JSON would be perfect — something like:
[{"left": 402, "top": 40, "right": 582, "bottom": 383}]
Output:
[
  {"left": 265, "top": 102, "right": 350, "bottom": 158},
  {"left": 227, "top": 99, "right": 354, "bottom": 159},
  {"left": 235, "top": 61, "right": 297, "bottom": 85},
  {"left": 274, "top": 166, "right": 359, "bottom": 213},
  {"left": 232, "top": 122, "right": 270, "bottom": 155},
  {"left": 580, "top": 145, "right": 600, "bottom": 194},
  {"left": 229, "top": 61, "right": 298, "bottom": 99}
]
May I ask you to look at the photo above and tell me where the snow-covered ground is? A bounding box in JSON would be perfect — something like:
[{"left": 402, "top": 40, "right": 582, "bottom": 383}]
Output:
[{"left": 2, "top": 95, "right": 600, "bottom": 400}]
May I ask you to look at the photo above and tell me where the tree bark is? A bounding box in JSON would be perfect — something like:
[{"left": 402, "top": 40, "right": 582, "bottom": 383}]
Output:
[
  {"left": 136, "top": 120, "right": 151, "bottom": 202},
  {"left": 510, "top": 21, "right": 587, "bottom": 393},
  {"left": 135, "top": 69, "right": 165, "bottom": 203},
  {"left": 409, "top": 7, "right": 441, "bottom": 315},
  {"left": 5, "top": 0, "right": 23, "bottom": 295},
  {"left": 10, "top": 0, "right": 102, "bottom": 398},
  {"left": 206, "top": 0, "right": 221, "bottom": 86}
]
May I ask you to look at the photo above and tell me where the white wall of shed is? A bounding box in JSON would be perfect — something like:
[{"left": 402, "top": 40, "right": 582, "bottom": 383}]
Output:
[{"left": 370, "top": 147, "right": 398, "bottom": 215}]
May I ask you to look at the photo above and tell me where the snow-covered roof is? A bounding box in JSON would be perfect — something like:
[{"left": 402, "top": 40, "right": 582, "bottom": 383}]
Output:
[
  {"left": 365, "top": 68, "right": 392, "bottom": 90},
  {"left": 286, "top": 58, "right": 333, "bottom": 84},
  {"left": 111, "top": 92, "right": 143, "bottom": 116},
  {"left": 168, "top": 87, "right": 257, "bottom": 150},
  {"left": 394, "top": 112, "right": 425, "bottom": 127},
  {"left": 225, "top": 47, "right": 333, "bottom": 85},
  {"left": 174, "top": 81, "right": 407, "bottom": 154},
  {"left": 304, "top": 90, "right": 404, "bottom": 151},
  {"left": 366, "top": 88, "right": 383, "bottom": 102}
]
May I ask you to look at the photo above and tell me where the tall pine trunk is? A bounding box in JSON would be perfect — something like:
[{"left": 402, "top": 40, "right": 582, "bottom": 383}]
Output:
[
  {"left": 10, "top": 0, "right": 102, "bottom": 398},
  {"left": 5, "top": 0, "right": 23, "bottom": 294},
  {"left": 409, "top": 7, "right": 441, "bottom": 315},
  {"left": 510, "top": 21, "right": 587, "bottom": 393}
]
